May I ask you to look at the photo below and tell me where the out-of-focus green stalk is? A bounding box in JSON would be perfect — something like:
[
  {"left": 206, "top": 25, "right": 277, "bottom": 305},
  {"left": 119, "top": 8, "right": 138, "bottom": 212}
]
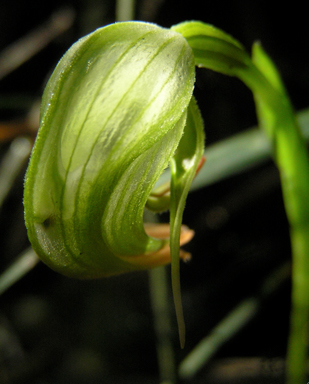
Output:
[
  {"left": 287, "top": 224, "right": 309, "bottom": 383},
  {"left": 0, "top": 8, "right": 75, "bottom": 81},
  {"left": 179, "top": 262, "right": 291, "bottom": 379},
  {"left": 0, "top": 248, "right": 39, "bottom": 295},
  {"left": 115, "top": 0, "right": 135, "bottom": 21},
  {"left": 149, "top": 266, "right": 176, "bottom": 384},
  {"left": 0, "top": 137, "right": 32, "bottom": 208}
]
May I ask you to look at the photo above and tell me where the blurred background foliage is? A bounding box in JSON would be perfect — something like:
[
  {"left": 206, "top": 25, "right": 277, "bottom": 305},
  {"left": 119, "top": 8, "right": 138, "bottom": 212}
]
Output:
[{"left": 0, "top": 1, "right": 308, "bottom": 383}]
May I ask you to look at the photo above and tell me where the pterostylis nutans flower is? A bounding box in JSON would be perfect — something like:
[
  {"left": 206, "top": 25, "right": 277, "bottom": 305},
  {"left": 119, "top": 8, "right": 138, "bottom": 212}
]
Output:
[{"left": 23, "top": 21, "right": 205, "bottom": 348}]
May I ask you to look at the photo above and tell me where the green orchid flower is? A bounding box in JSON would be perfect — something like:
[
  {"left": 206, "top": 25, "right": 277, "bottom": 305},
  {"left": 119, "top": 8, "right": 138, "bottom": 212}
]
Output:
[
  {"left": 23, "top": 17, "right": 309, "bottom": 379},
  {"left": 23, "top": 21, "right": 205, "bottom": 347}
]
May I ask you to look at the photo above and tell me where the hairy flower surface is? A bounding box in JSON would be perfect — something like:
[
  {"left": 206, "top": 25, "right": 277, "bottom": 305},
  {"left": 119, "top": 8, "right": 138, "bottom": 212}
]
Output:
[{"left": 23, "top": 22, "right": 204, "bottom": 279}]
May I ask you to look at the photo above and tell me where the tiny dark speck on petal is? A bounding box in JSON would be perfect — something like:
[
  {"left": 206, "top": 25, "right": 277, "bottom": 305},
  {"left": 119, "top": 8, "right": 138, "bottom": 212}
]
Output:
[{"left": 42, "top": 217, "right": 52, "bottom": 229}]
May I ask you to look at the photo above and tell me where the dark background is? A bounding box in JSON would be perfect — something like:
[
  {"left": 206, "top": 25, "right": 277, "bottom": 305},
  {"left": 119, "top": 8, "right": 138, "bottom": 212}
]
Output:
[{"left": 0, "top": 1, "right": 308, "bottom": 383}]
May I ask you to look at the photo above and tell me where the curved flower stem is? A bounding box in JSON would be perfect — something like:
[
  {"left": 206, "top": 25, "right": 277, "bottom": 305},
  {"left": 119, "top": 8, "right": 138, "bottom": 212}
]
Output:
[
  {"left": 249, "top": 45, "right": 309, "bottom": 384},
  {"left": 231, "top": 50, "right": 309, "bottom": 384},
  {"left": 235, "top": 47, "right": 309, "bottom": 384},
  {"left": 173, "top": 21, "right": 309, "bottom": 383}
]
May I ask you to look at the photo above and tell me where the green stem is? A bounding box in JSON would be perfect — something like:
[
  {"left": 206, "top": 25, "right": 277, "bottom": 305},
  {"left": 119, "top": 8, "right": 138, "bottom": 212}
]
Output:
[
  {"left": 248, "top": 47, "right": 309, "bottom": 384},
  {"left": 148, "top": 266, "right": 177, "bottom": 383},
  {"left": 287, "top": 225, "right": 309, "bottom": 383},
  {"left": 173, "top": 22, "right": 309, "bottom": 382}
]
